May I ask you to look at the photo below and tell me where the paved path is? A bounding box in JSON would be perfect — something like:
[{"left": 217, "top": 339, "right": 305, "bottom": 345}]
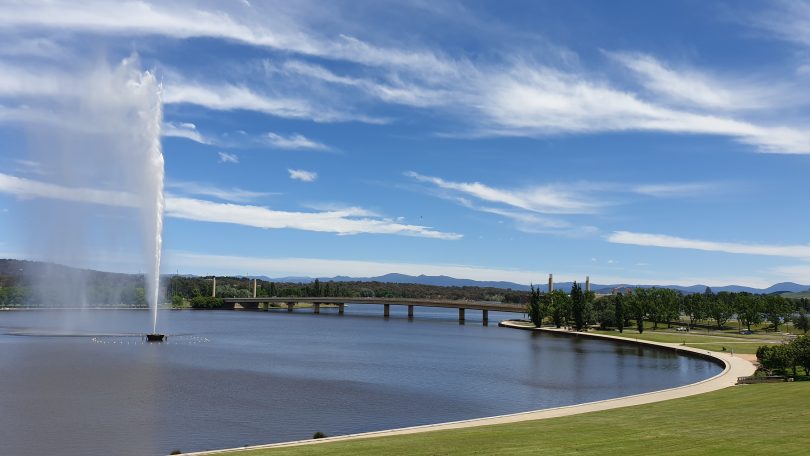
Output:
[{"left": 183, "top": 320, "right": 757, "bottom": 455}]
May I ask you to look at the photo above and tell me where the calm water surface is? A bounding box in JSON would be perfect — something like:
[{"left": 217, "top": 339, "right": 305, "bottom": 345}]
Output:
[{"left": 0, "top": 307, "right": 721, "bottom": 456}]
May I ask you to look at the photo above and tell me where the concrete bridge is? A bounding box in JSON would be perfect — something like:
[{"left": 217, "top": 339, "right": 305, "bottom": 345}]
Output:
[{"left": 220, "top": 296, "right": 526, "bottom": 325}]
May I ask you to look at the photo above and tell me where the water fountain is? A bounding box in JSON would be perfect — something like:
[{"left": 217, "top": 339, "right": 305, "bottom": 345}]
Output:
[{"left": 20, "top": 56, "right": 166, "bottom": 338}]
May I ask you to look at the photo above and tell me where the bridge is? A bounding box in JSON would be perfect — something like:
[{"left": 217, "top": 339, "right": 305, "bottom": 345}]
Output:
[{"left": 220, "top": 296, "right": 526, "bottom": 325}]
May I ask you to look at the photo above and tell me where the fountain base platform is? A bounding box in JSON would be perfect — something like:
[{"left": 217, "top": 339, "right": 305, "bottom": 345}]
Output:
[{"left": 146, "top": 334, "right": 166, "bottom": 342}]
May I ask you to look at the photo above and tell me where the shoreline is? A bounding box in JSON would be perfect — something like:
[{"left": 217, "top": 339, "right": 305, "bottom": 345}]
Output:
[{"left": 181, "top": 319, "right": 756, "bottom": 456}]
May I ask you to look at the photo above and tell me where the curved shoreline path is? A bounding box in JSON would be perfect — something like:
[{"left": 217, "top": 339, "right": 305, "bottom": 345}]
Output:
[{"left": 184, "top": 320, "right": 757, "bottom": 456}]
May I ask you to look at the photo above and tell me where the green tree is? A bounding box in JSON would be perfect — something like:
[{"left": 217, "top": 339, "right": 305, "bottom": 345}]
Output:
[
  {"left": 681, "top": 293, "right": 705, "bottom": 331},
  {"left": 629, "top": 288, "right": 649, "bottom": 334},
  {"left": 527, "top": 284, "right": 543, "bottom": 327},
  {"left": 762, "top": 295, "right": 791, "bottom": 332},
  {"left": 792, "top": 336, "right": 810, "bottom": 376},
  {"left": 794, "top": 311, "right": 810, "bottom": 334},
  {"left": 735, "top": 292, "right": 763, "bottom": 331},
  {"left": 571, "top": 282, "right": 584, "bottom": 331},
  {"left": 709, "top": 292, "right": 735, "bottom": 329},
  {"left": 614, "top": 293, "right": 625, "bottom": 333},
  {"left": 549, "top": 289, "right": 571, "bottom": 328}
]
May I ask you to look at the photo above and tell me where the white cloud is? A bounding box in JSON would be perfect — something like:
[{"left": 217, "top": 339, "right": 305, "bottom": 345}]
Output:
[
  {"left": 0, "top": 172, "right": 138, "bottom": 207},
  {"left": 406, "top": 171, "right": 599, "bottom": 214},
  {"left": 266, "top": 132, "right": 329, "bottom": 150},
  {"left": 770, "top": 264, "right": 810, "bottom": 284},
  {"left": 607, "top": 52, "right": 774, "bottom": 111},
  {"left": 287, "top": 169, "right": 317, "bottom": 182},
  {"left": 217, "top": 152, "right": 239, "bottom": 163},
  {"left": 162, "top": 121, "right": 210, "bottom": 144},
  {"left": 741, "top": 0, "right": 810, "bottom": 48},
  {"left": 2, "top": 1, "right": 810, "bottom": 153},
  {"left": 607, "top": 230, "right": 810, "bottom": 259},
  {"left": 632, "top": 183, "right": 718, "bottom": 198},
  {"left": 0, "top": 172, "right": 460, "bottom": 240},
  {"left": 165, "top": 180, "right": 273, "bottom": 202},
  {"left": 165, "top": 197, "right": 460, "bottom": 239}
]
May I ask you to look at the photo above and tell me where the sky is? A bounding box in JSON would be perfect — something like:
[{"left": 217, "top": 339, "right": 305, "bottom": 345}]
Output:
[{"left": 1, "top": 0, "right": 810, "bottom": 288}]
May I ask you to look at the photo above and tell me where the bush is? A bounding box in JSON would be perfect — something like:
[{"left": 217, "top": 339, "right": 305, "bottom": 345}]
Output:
[
  {"left": 189, "top": 296, "right": 224, "bottom": 309},
  {"left": 313, "top": 431, "right": 326, "bottom": 439}
]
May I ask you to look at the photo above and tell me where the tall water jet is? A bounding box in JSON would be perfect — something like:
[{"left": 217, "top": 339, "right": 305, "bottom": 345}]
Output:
[
  {"left": 140, "top": 68, "right": 165, "bottom": 335},
  {"left": 14, "top": 56, "right": 165, "bottom": 333}
]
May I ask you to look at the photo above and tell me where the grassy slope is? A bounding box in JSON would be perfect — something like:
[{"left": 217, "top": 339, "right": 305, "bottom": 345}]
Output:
[{"left": 220, "top": 383, "right": 810, "bottom": 456}]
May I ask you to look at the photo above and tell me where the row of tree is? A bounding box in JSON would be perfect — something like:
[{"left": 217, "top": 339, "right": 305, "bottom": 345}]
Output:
[
  {"left": 757, "top": 336, "right": 810, "bottom": 376},
  {"left": 166, "top": 276, "right": 521, "bottom": 303},
  {"left": 527, "top": 285, "right": 810, "bottom": 333}
]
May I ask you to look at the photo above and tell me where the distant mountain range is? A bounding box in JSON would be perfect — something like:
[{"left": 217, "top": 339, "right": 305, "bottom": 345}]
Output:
[
  {"left": 3, "top": 259, "right": 807, "bottom": 296},
  {"left": 253, "top": 272, "right": 810, "bottom": 295}
]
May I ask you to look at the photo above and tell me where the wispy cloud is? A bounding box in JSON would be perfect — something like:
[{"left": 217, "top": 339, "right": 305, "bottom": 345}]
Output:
[
  {"left": 166, "top": 197, "right": 460, "bottom": 239},
  {"left": 607, "top": 52, "right": 779, "bottom": 111},
  {"left": 217, "top": 152, "right": 239, "bottom": 163},
  {"left": 0, "top": 172, "right": 460, "bottom": 240},
  {"left": 632, "top": 182, "right": 719, "bottom": 198},
  {"left": 287, "top": 169, "right": 317, "bottom": 182},
  {"left": 266, "top": 132, "right": 330, "bottom": 150},
  {"left": 165, "top": 180, "right": 273, "bottom": 203},
  {"left": 0, "top": 172, "right": 137, "bottom": 207},
  {"left": 2, "top": 2, "right": 810, "bottom": 152},
  {"left": 607, "top": 230, "right": 810, "bottom": 259},
  {"left": 405, "top": 171, "right": 599, "bottom": 214},
  {"left": 162, "top": 121, "right": 211, "bottom": 145}
]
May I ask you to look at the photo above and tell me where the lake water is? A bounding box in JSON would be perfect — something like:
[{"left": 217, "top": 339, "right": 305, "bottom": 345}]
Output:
[{"left": 0, "top": 307, "right": 721, "bottom": 456}]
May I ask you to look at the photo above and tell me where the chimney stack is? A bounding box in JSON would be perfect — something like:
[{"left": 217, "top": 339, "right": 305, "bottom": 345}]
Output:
[
  {"left": 212, "top": 276, "right": 217, "bottom": 297},
  {"left": 585, "top": 276, "right": 590, "bottom": 293},
  {"left": 548, "top": 274, "right": 553, "bottom": 293}
]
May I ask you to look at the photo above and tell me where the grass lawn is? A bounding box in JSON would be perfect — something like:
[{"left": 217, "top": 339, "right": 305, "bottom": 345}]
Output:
[
  {"left": 215, "top": 383, "right": 810, "bottom": 456},
  {"left": 590, "top": 329, "right": 776, "bottom": 354}
]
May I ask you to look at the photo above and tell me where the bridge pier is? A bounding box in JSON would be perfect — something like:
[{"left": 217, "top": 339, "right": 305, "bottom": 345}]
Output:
[
  {"left": 384, "top": 304, "right": 390, "bottom": 318},
  {"left": 338, "top": 303, "right": 345, "bottom": 315},
  {"left": 458, "top": 308, "right": 465, "bottom": 323},
  {"left": 482, "top": 309, "right": 488, "bottom": 326},
  {"left": 313, "top": 303, "right": 320, "bottom": 314},
  {"left": 287, "top": 302, "right": 294, "bottom": 312},
  {"left": 408, "top": 304, "right": 414, "bottom": 319}
]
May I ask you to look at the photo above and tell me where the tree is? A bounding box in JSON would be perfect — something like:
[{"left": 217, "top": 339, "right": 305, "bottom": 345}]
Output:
[
  {"left": 794, "top": 311, "right": 810, "bottom": 335},
  {"left": 591, "top": 295, "right": 614, "bottom": 330},
  {"left": 549, "top": 290, "right": 571, "bottom": 328},
  {"left": 628, "top": 288, "right": 649, "bottom": 333},
  {"left": 571, "top": 282, "right": 585, "bottom": 331},
  {"left": 756, "top": 344, "right": 795, "bottom": 376},
  {"left": 762, "top": 295, "right": 791, "bottom": 332},
  {"left": 681, "top": 293, "right": 705, "bottom": 331},
  {"left": 735, "top": 292, "right": 763, "bottom": 331},
  {"left": 709, "top": 292, "right": 735, "bottom": 329},
  {"left": 527, "top": 284, "right": 543, "bottom": 327},
  {"left": 614, "top": 293, "right": 625, "bottom": 333},
  {"left": 793, "top": 336, "right": 810, "bottom": 376}
]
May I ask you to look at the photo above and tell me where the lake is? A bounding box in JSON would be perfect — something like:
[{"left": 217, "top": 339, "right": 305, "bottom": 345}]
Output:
[{"left": 0, "top": 306, "right": 721, "bottom": 455}]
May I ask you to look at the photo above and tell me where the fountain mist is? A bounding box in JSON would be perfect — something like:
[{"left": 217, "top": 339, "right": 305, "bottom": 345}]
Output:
[{"left": 20, "top": 56, "right": 165, "bottom": 332}]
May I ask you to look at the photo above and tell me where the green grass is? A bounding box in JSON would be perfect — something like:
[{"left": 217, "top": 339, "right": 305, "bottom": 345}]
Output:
[
  {"left": 214, "top": 383, "right": 810, "bottom": 456},
  {"left": 590, "top": 329, "right": 777, "bottom": 354}
]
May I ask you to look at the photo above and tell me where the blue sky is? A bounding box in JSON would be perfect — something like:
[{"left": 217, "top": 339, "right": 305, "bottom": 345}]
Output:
[{"left": 1, "top": 0, "right": 810, "bottom": 287}]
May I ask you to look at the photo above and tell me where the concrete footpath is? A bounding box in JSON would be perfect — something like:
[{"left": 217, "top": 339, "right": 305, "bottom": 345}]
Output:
[{"left": 183, "top": 321, "right": 757, "bottom": 455}]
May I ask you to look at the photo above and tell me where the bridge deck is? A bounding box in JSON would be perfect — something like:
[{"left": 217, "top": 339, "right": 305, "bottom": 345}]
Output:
[{"left": 221, "top": 297, "right": 525, "bottom": 313}]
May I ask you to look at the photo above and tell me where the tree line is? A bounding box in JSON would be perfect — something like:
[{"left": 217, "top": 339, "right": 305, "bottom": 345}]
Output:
[{"left": 527, "top": 285, "right": 810, "bottom": 333}]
